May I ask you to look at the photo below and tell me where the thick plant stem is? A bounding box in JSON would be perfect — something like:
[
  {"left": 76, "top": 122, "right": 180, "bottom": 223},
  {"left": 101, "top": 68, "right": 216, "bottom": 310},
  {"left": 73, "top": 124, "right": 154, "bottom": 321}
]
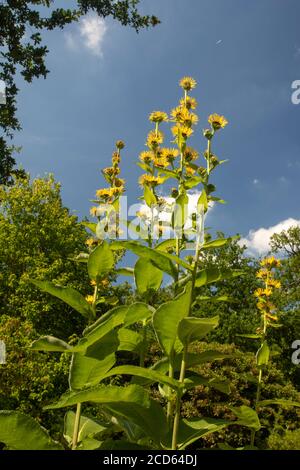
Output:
[
  {"left": 167, "top": 361, "right": 174, "bottom": 427},
  {"left": 171, "top": 345, "right": 187, "bottom": 450},
  {"left": 72, "top": 402, "right": 82, "bottom": 450},
  {"left": 139, "top": 323, "right": 147, "bottom": 367}
]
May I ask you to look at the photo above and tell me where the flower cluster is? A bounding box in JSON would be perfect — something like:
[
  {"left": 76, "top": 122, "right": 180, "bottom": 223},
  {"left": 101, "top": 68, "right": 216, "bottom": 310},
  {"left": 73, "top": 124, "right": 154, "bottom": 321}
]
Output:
[{"left": 255, "top": 257, "right": 281, "bottom": 324}]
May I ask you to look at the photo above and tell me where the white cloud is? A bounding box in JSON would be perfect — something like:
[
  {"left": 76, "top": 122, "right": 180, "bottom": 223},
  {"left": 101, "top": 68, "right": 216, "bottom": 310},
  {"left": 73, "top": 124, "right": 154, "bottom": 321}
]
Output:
[
  {"left": 239, "top": 218, "right": 300, "bottom": 256},
  {"left": 65, "top": 14, "right": 107, "bottom": 57},
  {"left": 253, "top": 178, "right": 259, "bottom": 185}
]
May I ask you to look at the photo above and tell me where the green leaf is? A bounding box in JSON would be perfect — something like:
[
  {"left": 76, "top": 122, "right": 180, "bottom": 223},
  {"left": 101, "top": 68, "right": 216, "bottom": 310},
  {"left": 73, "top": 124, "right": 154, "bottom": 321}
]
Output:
[
  {"left": 173, "top": 192, "right": 189, "bottom": 229},
  {"left": 175, "top": 417, "right": 230, "bottom": 450},
  {"left": 178, "top": 316, "right": 219, "bottom": 344},
  {"left": 115, "top": 267, "right": 134, "bottom": 276},
  {"left": 194, "top": 295, "right": 233, "bottom": 303},
  {"left": 102, "top": 365, "right": 180, "bottom": 391},
  {"left": 195, "top": 267, "right": 244, "bottom": 288},
  {"left": 30, "top": 335, "right": 71, "bottom": 352},
  {"left": 81, "top": 221, "right": 97, "bottom": 234},
  {"left": 117, "top": 328, "right": 142, "bottom": 352},
  {"left": 64, "top": 411, "right": 109, "bottom": 447},
  {"left": 0, "top": 411, "right": 63, "bottom": 450},
  {"left": 153, "top": 282, "right": 192, "bottom": 357},
  {"left": 134, "top": 257, "right": 163, "bottom": 294},
  {"left": 236, "top": 334, "right": 261, "bottom": 340},
  {"left": 184, "top": 176, "right": 203, "bottom": 190},
  {"left": 44, "top": 384, "right": 150, "bottom": 410},
  {"left": 69, "top": 331, "right": 118, "bottom": 390},
  {"left": 256, "top": 341, "right": 270, "bottom": 367},
  {"left": 143, "top": 184, "right": 157, "bottom": 207},
  {"left": 124, "top": 302, "right": 154, "bottom": 327},
  {"left": 258, "top": 399, "right": 300, "bottom": 408},
  {"left": 201, "top": 237, "right": 237, "bottom": 250},
  {"left": 88, "top": 241, "right": 114, "bottom": 281},
  {"left": 230, "top": 406, "right": 261, "bottom": 431},
  {"left": 155, "top": 239, "right": 176, "bottom": 252},
  {"left": 30, "top": 280, "right": 95, "bottom": 320},
  {"left": 184, "top": 374, "right": 230, "bottom": 394},
  {"left": 197, "top": 190, "right": 208, "bottom": 213}
]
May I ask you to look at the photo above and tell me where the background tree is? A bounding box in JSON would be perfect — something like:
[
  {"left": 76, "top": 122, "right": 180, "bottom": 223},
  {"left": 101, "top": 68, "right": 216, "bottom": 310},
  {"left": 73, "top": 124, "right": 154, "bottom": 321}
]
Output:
[{"left": 0, "top": 0, "right": 159, "bottom": 184}]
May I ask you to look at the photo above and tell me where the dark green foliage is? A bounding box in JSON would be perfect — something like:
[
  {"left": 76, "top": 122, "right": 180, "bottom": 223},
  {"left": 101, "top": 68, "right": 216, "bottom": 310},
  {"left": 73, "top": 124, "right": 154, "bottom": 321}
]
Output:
[{"left": 267, "top": 428, "right": 300, "bottom": 450}]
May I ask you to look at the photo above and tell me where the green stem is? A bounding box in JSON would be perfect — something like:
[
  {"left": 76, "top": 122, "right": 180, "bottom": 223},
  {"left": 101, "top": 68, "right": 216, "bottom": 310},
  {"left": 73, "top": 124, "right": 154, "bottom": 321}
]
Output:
[
  {"left": 171, "top": 344, "right": 187, "bottom": 450},
  {"left": 139, "top": 322, "right": 147, "bottom": 368},
  {"left": 72, "top": 402, "right": 82, "bottom": 450},
  {"left": 167, "top": 360, "right": 174, "bottom": 427}
]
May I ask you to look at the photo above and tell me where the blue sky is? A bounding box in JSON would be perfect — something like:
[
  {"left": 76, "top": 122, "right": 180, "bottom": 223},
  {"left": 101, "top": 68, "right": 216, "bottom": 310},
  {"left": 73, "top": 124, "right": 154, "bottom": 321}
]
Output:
[{"left": 11, "top": 0, "right": 300, "bottom": 255}]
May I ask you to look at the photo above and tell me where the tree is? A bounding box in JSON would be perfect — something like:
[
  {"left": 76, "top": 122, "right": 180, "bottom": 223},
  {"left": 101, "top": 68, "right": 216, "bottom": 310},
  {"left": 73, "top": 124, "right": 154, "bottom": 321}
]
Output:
[{"left": 0, "top": 1, "right": 159, "bottom": 185}]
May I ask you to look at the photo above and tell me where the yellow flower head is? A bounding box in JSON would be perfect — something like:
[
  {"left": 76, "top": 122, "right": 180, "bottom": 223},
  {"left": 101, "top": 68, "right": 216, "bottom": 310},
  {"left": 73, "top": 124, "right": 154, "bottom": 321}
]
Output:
[
  {"left": 256, "top": 269, "right": 268, "bottom": 280},
  {"left": 139, "top": 174, "right": 164, "bottom": 187},
  {"left": 257, "top": 300, "right": 276, "bottom": 313},
  {"left": 90, "top": 280, "right": 97, "bottom": 287},
  {"left": 260, "top": 256, "right": 281, "bottom": 269},
  {"left": 112, "top": 186, "right": 124, "bottom": 196},
  {"left": 171, "top": 125, "right": 194, "bottom": 139},
  {"left": 184, "top": 146, "right": 199, "bottom": 162},
  {"left": 139, "top": 151, "right": 154, "bottom": 164},
  {"left": 103, "top": 166, "right": 120, "bottom": 177},
  {"left": 100, "top": 278, "right": 110, "bottom": 288},
  {"left": 161, "top": 147, "right": 179, "bottom": 162},
  {"left": 90, "top": 206, "right": 99, "bottom": 217},
  {"left": 154, "top": 156, "right": 170, "bottom": 169},
  {"left": 149, "top": 111, "right": 168, "bottom": 123},
  {"left": 208, "top": 113, "right": 228, "bottom": 130},
  {"left": 116, "top": 140, "right": 125, "bottom": 150},
  {"left": 96, "top": 188, "right": 115, "bottom": 199},
  {"left": 85, "top": 238, "right": 97, "bottom": 247},
  {"left": 268, "top": 279, "right": 281, "bottom": 289},
  {"left": 186, "top": 166, "right": 196, "bottom": 176},
  {"left": 180, "top": 96, "right": 198, "bottom": 110},
  {"left": 146, "top": 130, "right": 164, "bottom": 149},
  {"left": 112, "top": 151, "right": 121, "bottom": 165},
  {"left": 114, "top": 177, "right": 125, "bottom": 188},
  {"left": 254, "top": 287, "right": 273, "bottom": 298},
  {"left": 179, "top": 76, "right": 197, "bottom": 91},
  {"left": 171, "top": 107, "right": 198, "bottom": 127},
  {"left": 85, "top": 295, "right": 94, "bottom": 305}
]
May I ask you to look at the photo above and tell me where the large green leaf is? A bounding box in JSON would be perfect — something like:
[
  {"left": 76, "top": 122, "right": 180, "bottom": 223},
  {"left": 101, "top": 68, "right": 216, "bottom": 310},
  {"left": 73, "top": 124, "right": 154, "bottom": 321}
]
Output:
[
  {"left": 195, "top": 267, "right": 244, "bottom": 288},
  {"left": 151, "top": 350, "right": 232, "bottom": 375},
  {"left": 102, "top": 365, "right": 180, "bottom": 391},
  {"left": 0, "top": 411, "right": 63, "bottom": 450},
  {"left": 64, "top": 411, "right": 109, "bottom": 447},
  {"left": 30, "top": 280, "right": 95, "bottom": 320},
  {"left": 256, "top": 341, "right": 270, "bottom": 367},
  {"left": 44, "top": 384, "right": 150, "bottom": 410},
  {"left": 184, "top": 374, "right": 231, "bottom": 394},
  {"left": 69, "top": 331, "right": 118, "bottom": 390},
  {"left": 153, "top": 282, "right": 192, "bottom": 357},
  {"left": 143, "top": 184, "right": 157, "bottom": 207},
  {"left": 124, "top": 303, "right": 154, "bottom": 327},
  {"left": 117, "top": 328, "right": 142, "bottom": 352},
  {"left": 30, "top": 335, "right": 71, "bottom": 352},
  {"left": 88, "top": 241, "right": 114, "bottom": 281},
  {"left": 201, "top": 237, "right": 237, "bottom": 250},
  {"left": 173, "top": 192, "right": 189, "bottom": 229},
  {"left": 178, "top": 316, "right": 219, "bottom": 344},
  {"left": 134, "top": 257, "right": 163, "bottom": 294},
  {"left": 230, "top": 406, "right": 261, "bottom": 431},
  {"left": 81, "top": 221, "right": 97, "bottom": 234},
  {"left": 174, "top": 417, "right": 230, "bottom": 450},
  {"left": 115, "top": 267, "right": 134, "bottom": 276}
]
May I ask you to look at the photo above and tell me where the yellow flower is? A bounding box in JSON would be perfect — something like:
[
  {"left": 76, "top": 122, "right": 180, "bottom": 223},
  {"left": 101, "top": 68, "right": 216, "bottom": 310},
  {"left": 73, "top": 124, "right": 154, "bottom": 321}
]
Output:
[
  {"left": 257, "top": 300, "right": 275, "bottom": 313},
  {"left": 184, "top": 146, "right": 199, "bottom": 162},
  {"left": 208, "top": 113, "right": 228, "bottom": 130},
  {"left": 112, "top": 151, "right": 121, "bottom": 165},
  {"left": 139, "top": 174, "right": 163, "bottom": 187},
  {"left": 186, "top": 166, "right": 196, "bottom": 176},
  {"left": 260, "top": 256, "right": 281, "bottom": 269},
  {"left": 170, "top": 107, "right": 198, "bottom": 127},
  {"left": 103, "top": 166, "right": 120, "bottom": 177},
  {"left": 85, "top": 295, "right": 94, "bottom": 305},
  {"left": 268, "top": 279, "right": 281, "bottom": 289},
  {"left": 254, "top": 287, "right": 273, "bottom": 298},
  {"left": 180, "top": 96, "right": 198, "bottom": 110},
  {"left": 161, "top": 147, "right": 179, "bottom": 162},
  {"left": 90, "top": 206, "right": 99, "bottom": 217},
  {"left": 100, "top": 278, "right": 110, "bottom": 288},
  {"left": 114, "top": 177, "right": 125, "bottom": 188},
  {"left": 149, "top": 111, "right": 168, "bottom": 123},
  {"left": 256, "top": 269, "right": 268, "bottom": 279},
  {"left": 170, "top": 106, "right": 185, "bottom": 122},
  {"left": 86, "top": 238, "right": 97, "bottom": 247},
  {"left": 179, "top": 76, "right": 197, "bottom": 91},
  {"left": 146, "top": 130, "right": 164, "bottom": 149},
  {"left": 139, "top": 151, "right": 154, "bottom": 164},
  {"left": 171, "top": 125, "right": 193, "bottom": 139},
  {"left": 96, "top": 188, "right": 115, "bottom": 199},
  {"left": 112, "top": 186, "right": 124, "bottom": 195},
  {"left": 116, "top": 140, "right": 125, "bottom": 150},
  {"left": 154, "top": 156, "right": 170, "bottom": 169},
  {"left": 90, "top": 280, "right": 97, "bottom": 287}
]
